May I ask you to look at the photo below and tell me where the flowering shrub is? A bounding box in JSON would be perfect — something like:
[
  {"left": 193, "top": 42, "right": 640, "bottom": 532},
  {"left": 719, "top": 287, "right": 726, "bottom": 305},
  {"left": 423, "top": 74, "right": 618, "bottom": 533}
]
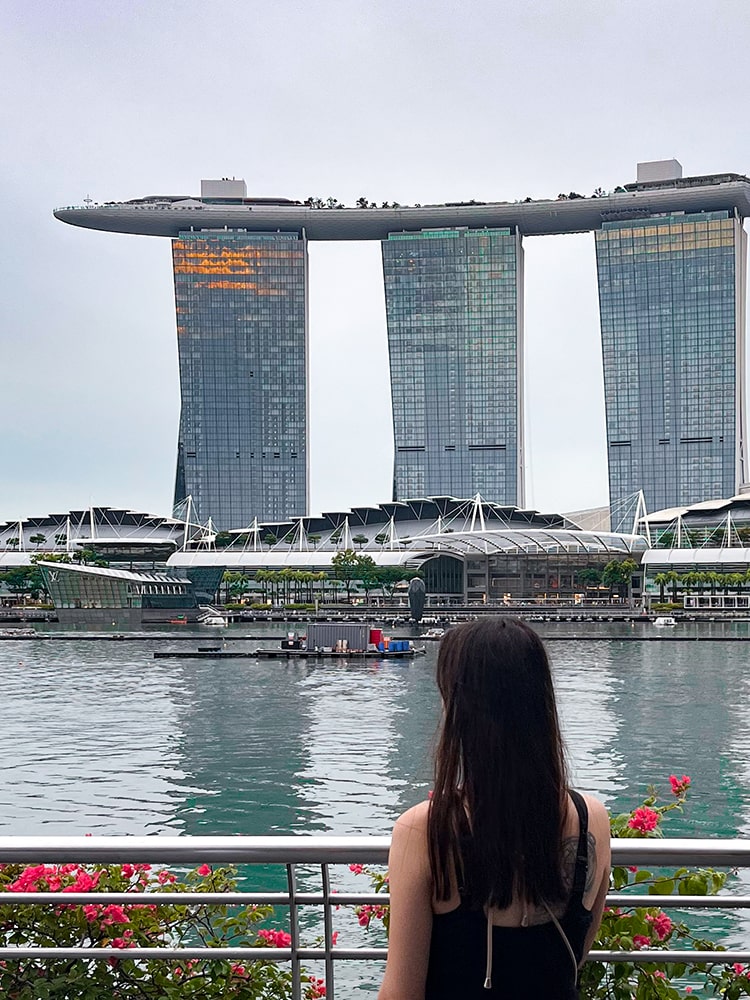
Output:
[
  {"left": 350, "top": 863, "right": 390, "bottom": 933},
  {"left": 0, "top": 861, "right": 325, "bottom": 998},
  {"left": 354, "top": 777, "right": 750, "bottom": 999}
]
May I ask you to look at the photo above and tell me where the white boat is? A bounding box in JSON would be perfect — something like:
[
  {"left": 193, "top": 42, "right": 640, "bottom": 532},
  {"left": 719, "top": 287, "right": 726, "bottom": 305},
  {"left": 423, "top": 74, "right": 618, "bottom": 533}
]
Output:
[
  {"left": 199, "top": 614, "right": 228, "bottom": 627},
  {"left": 653, "top": 616, "right": 677, "bottom": 627}
]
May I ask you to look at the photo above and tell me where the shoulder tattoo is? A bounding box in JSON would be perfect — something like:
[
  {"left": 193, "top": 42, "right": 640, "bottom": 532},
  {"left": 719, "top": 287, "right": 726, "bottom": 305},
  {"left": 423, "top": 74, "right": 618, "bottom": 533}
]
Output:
[{"left": 561, "top": 831, "right": 597, "bottom": 893}]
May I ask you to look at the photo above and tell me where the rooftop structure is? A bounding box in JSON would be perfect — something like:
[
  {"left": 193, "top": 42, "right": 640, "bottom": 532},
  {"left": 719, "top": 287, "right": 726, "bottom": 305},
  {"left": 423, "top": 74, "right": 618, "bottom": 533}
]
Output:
[
  {"left": 54, "top": 170, "right": 750, "bottom": 240},
  {"left": 0, "top": 506, "right": 191, "bottom": 567}
]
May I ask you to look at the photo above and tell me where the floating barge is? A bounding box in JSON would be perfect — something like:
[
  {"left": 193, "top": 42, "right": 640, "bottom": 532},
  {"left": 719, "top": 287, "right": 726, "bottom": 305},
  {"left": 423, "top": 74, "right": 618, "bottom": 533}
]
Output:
[
  {"left": 153, "top": 622, "right": 426, "bottom": 659},
  {"left": 154, "top": 647, "right": 424, "bottom": 660}
]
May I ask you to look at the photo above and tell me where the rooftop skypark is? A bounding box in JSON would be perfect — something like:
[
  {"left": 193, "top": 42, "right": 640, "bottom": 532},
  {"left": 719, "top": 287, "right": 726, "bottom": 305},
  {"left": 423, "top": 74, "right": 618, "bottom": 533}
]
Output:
[{"left": 54, "top": 167, "right": 750, "bottom": 240}]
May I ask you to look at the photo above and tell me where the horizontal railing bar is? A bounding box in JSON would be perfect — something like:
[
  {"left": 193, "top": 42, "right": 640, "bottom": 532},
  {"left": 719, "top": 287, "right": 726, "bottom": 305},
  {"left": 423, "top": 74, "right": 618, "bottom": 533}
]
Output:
[
  {"left": 0, "top": 892, "right": 387, "bottom": 906},
  {"left": 0, "top": 836, "right": 392, "bottom": 864},
  {"left": 0, "top": 947, "right": 389, "bottom": 960},
  {"left": 608, "top": 894, "right": 750, "bottom": 908},
  {"left": 0, "top": 836, "right": 748, "bottom": 867},
  {"left": 4, "top": 891, "right": 750, "bottom": 909},
  {"left": 0, "top": 946, "right": 748, "bottom": 964},
  {"left": 591, "top": 950, "right": 750, "bottom": 963}
]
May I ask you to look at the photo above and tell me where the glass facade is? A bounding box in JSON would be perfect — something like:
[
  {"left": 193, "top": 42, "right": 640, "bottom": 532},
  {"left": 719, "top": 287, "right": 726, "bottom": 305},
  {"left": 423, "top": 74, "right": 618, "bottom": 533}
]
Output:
[
  {"left": 382, "top": 228, "right": 524, "bottom": 504},
  {"left": 595, "top": 211, "right": 747, "bottom": 526},
  {"left": 172, "top": 230, "right": 308, "bottom": 528},
  {"left": 38, "top": 566, "right": 194, "bottom": 610}
]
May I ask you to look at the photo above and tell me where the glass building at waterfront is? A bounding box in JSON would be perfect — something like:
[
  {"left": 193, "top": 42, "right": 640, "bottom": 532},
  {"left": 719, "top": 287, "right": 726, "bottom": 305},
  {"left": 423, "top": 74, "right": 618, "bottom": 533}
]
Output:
[
  {"left": 595, "top": 210, "right": 747, "bottom": 527},
  {"left": 172, "top": 230, "right": 308, "bottom": 528},
  {"left": 382, "top": 228, "right": 524, "bottom": 505}
]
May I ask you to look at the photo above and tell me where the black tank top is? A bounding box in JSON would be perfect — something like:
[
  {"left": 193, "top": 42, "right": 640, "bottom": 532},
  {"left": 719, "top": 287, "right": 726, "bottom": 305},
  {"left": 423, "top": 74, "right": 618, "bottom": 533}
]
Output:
[{"left": 425, "top": 790, "right": 593, "bottom": 1000}]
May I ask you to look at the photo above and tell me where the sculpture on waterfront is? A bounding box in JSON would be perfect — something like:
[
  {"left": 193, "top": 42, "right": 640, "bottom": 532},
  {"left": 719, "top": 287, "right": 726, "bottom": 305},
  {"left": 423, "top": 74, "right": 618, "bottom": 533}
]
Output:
[{"left": 408, "top": 577, "right": 426, "bottom": 622}]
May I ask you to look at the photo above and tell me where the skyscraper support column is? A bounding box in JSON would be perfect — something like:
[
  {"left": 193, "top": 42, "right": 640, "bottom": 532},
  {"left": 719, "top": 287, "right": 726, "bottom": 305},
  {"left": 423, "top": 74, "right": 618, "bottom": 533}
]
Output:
[
  {"left": 172, "top": 230, "right": 309, "bottom": 529},
  {"left": 595, "top": 210, "right": 747, "bottom": 527},
  {"left": 381, "top": 227, "right": 525, "bottom": 506}
]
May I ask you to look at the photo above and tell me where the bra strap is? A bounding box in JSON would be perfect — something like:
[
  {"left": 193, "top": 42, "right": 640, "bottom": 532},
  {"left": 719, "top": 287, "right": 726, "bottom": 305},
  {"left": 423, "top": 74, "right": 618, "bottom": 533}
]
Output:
[{"left": 568, "top": 789, "right": 589, "bottom": 898}]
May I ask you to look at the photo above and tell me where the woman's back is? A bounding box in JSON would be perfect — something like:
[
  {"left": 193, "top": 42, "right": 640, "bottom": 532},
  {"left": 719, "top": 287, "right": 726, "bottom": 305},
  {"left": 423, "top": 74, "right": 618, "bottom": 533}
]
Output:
[
  {"left": 378, "top": 619, "right": 611, "bottom": 1000},
  {"left": 425, "top": 791, "right": 595, "bottom": 999}
]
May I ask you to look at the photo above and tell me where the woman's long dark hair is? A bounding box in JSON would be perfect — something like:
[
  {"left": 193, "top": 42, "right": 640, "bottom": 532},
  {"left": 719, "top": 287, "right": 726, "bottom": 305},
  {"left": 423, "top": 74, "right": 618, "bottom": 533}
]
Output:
[{"left": 427, "top": 617, "right": 569, "bottom": 910}]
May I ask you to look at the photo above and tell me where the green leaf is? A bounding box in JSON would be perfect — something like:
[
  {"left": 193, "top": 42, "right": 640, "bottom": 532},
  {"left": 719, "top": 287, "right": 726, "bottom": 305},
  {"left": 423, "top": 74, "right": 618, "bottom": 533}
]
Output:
[
  {"left": 634, "top": 869, "right": 652, "bottom": 883},
  {"left": 612, "top": 866, "right": 629, "bottom": 889},
  {"left": 651, "top": 878, "right": 675, "bottom": 894}
]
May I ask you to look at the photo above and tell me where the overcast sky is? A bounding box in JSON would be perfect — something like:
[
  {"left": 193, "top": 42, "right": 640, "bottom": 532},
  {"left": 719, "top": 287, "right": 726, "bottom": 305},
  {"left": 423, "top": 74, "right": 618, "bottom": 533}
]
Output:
[{"left": 2, "top": 0, "right": 749, "bottom": 524}]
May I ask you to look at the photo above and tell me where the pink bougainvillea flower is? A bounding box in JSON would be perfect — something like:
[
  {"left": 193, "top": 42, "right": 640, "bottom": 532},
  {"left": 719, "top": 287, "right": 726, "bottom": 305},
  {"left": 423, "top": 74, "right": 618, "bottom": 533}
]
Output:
[
  {"left": 307, "top": 977, "right": 326, "bottom": 998},
  {"left": 257, "top": 928, "right": 292, "bottom": 948},
  {"left": 669, "top": 774, "right": 691, "bottom": 796},
  {"left": 628, "top": 807, "right": 659, "bottom": 833},
  {"left": 101, "top": 904, "right": 129, "bottom": 926},
  {"left": 653, "top": 970, "right": 666, "bottom": 979},
  {"left": 196, "top": 864, "right": 211, "bottom": 877},
  {"left": 633, "top": 935, "right": 651, "bottom": 948},
  {"left": 733, "top": 963, "right": 746, "bottom": 975},
  {"left": 647, "top": 911, "right": 672, "bottom": 940},
  {"left": 348, "top": 864, "right": 363, "bottom": 875},
  {"left": 331, "top": 931, "right": 339, "bottom": 945}
]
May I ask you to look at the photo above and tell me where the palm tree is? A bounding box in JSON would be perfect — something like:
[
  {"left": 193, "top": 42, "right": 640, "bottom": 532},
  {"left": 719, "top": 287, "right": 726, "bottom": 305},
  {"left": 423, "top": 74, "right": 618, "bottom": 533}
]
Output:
[
  {"left": 665, "top": 570, "right": 680, "bottom": 603},
  {"left": 728, "top": 572, "right": 745, "bottom": 595},
  {"left": 653, "top": 573, "right": 669, "bottom": 603}
]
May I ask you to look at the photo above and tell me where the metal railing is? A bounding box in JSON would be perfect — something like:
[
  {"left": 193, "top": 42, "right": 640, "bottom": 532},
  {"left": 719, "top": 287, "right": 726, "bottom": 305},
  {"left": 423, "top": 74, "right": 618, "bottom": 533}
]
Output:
[{"left": 0, "top": 836, "right": 749, "bottom": 998}]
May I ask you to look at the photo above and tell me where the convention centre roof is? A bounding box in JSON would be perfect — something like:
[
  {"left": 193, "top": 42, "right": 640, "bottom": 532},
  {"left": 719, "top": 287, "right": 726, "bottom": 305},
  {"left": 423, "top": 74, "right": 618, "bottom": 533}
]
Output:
[{"left": 167, "top": 495, "right": 647, "bottom": 572}]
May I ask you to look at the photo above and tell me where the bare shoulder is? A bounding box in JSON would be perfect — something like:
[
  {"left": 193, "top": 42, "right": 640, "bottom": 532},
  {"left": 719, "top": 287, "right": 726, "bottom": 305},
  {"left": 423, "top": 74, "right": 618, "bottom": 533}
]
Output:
[
  {"left": 392, "top": 800, "right": 430, "bottom": 838},
  {"left": 389, "top": 801, "right": 431, "bottom": 882},
  {"left": 580, "top": 793, "right": 611, "bottom": 836}
]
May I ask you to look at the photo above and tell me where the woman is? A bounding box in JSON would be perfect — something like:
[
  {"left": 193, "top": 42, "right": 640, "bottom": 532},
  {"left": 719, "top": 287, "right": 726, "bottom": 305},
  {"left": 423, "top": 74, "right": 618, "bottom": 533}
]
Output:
[{"left": 378, "top": 617, "right": 610, "bottom": 1000}]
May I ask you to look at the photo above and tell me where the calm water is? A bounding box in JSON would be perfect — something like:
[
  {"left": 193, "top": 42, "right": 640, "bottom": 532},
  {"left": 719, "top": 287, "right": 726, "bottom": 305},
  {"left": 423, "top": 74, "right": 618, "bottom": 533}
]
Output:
[
  {"left": 3, "top": 621, "right": 749, "bottom": 838},
  {"left": 1, "top": 621, "right": 749, "bottom": 986}
]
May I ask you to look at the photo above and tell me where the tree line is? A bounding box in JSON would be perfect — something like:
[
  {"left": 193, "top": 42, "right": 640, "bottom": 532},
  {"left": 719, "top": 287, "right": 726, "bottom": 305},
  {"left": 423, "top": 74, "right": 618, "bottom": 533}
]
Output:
[
  {"left": 223, "top": 551, "right": 419, "bottom": 605},
  {"left": 651, "top": 570, "right": 750, "bottom": 602}
]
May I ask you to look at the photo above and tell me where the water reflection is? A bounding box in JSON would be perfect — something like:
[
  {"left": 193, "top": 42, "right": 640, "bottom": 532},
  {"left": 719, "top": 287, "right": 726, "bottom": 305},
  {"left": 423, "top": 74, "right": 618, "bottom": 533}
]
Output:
[
  {"left": 0, "top": 640, "right": 184, "bottom": 835},
  {"left": 550, "top": 640, "right": 627, "bottom": 802},
  {"left": 0, "top": 625, "right": 748, "bottom": 843}
]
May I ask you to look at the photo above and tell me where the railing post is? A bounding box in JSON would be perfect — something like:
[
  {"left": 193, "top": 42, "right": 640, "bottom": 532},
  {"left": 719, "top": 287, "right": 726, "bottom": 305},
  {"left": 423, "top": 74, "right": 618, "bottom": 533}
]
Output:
[
  {"left": 287, "top": 862, "right": 302, "bottom": 1000},
  {"left": 322, "top": 862, "right": 335, "bottom": 1000}
]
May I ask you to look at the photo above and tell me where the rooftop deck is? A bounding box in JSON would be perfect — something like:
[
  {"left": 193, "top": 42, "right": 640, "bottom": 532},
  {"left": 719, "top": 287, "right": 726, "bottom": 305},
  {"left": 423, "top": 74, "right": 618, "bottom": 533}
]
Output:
[{"left": 54, "top": 175, "right": 750, "bottom": 240}]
